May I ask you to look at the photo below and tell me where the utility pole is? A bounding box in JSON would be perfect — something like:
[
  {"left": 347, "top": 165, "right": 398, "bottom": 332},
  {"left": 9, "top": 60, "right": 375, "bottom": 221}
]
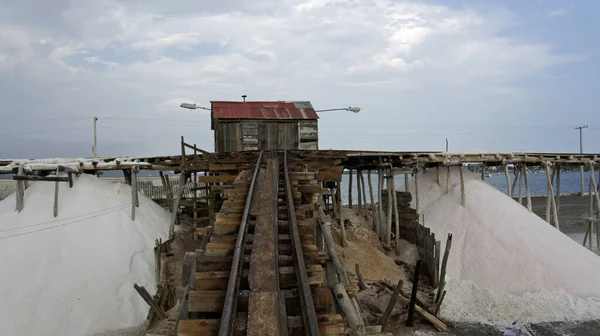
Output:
[
  {"left": 93, "top": 117, "right": 98, "bottom": 158},
  {"left": 576, "top": 125, "right": 588, "bottom": 197}
]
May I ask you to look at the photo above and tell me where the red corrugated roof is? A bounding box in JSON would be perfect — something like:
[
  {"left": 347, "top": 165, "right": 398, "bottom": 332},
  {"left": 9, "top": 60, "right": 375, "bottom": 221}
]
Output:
[{"left": 210, "top": 101, "right": 319, "bottom": 120}]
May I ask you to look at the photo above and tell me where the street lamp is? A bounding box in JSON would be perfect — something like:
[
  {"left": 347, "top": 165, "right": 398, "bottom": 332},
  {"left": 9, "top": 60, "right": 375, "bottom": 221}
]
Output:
[
  {"left": 180, "top": 102, "right": 211, "bottom": 111},
  {"left": 315, "top": 106, "right": 361, "bottom": 113}
]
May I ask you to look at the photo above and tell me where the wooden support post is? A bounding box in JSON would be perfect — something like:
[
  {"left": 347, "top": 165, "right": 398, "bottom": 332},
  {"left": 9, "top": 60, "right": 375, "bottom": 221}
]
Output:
[
  {"left": 544, "top": 162, "right": 560, "bottom": 229},
  {"left": 556, "top": 163, "right": 561, "bottom": 220},
  {"left": 67, "top": 172, "right": 73, "bottom": 188},
  {"left": 511, "top": 167, "right": 520, "bottom": 198},
  {"left": 518, "top": 164, "right": 524, "bottom": 205},
  {"left": 436, "top": 233, "right": 452, "bottom": 303},
  {"left": 436, "top": 166, "right": 441, "bottom": 185},
  {"left": 504, "top": 165, "right": 512, "bottom": 198},
  {"left": 588, "top": 163, "right": 600, "bottom": 220},
  {"left": 459, "top": 165, "right": 466, "bottom": 207},
  {"left": 414, "top": 167, "right": 420, "bottom": 213},
  {"left": 406, "top": 260, "right": 422, "bottom": 327},
  {"left": 338, "top": 181, "right": 347, "bottom": 247},
  {"left": 380, "top": 279, "right": 403, "bottom": 331},
  {"left": 131, "top": 167, "right": 139, "bottom": 221},
  {"left": 523, "top": 165, "right": 532, "bottom": 212},
  {"left": 386, "top": 171, "right": 393, "bottom": 248},
  {"left": 332, "top": 187, "right": 338, "bottom": 220},
  {"left": 588, "top": 181, "right": 594, "bottom": 250},
  {"left": 193, "top": 144, "right": 198, "bottom": 225},
  {"left": 368, "top": 170, "right": 376, "bottom": 233},
  {"left": 15, "top": 165, "right": 24, "bottom": 212},
  {"left": 53, "top": 166, "right": 60, "bottom": 217},
  {"left": 348, "top": 168, "right": 353, "bottom": 209},
  {"left": 170, "top": 172, "right": 187, "bottom": 239},
  {"left": 355, "top": 264, "right": 367, "bottom": 290},
  {"left": 404, "top": 173, "right": 409, "bottom": 192},
  {"left": 391, "top": 171, "right": 400, "bottom": 254},
  {"left": 360, "top": 170, "right": 367, "bottom": 212},
  {"left": 434, "top": 240, "right": 441, "bottom": 288},
  {"left": 481, "top": 165, "right": 485, "bottom": 181},
  {"left": 357, "top": 169, "right": 363, "bottom": 211},
  {"left": 378, "top": 169, "right": 385, "bottom": 240}
]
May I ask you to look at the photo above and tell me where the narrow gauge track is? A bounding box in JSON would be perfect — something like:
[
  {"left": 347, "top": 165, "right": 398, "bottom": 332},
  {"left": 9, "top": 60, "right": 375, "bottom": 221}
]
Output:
[{"left": 180, "top": 151, "right": 344, "bottom": 336}]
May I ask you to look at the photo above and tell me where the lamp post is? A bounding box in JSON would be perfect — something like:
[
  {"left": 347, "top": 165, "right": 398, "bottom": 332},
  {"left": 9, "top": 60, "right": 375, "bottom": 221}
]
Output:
[
  {"left": 180, "top": 103, "right": 211, "bottom": 111},
  {"left": 315, "top": 107, "right": 361, "bottom": 113}
]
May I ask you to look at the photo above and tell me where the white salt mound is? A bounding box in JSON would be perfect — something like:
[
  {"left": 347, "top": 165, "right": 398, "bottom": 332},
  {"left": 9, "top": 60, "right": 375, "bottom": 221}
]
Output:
[
  {"left": 0, "top": 174, "right": 170, "bottom": 335},
  {"left": 408, "top": 167, "right": 600, "bottom": 324}
]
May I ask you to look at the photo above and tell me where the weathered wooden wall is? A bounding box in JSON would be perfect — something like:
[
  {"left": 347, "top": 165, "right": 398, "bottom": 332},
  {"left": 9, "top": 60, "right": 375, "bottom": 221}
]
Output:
[
  {"left": 382, "top": 191, "right": 439, "bottom": 284},
  {"left": 214, "top": 119, "right": 318, "bottom": 152}
]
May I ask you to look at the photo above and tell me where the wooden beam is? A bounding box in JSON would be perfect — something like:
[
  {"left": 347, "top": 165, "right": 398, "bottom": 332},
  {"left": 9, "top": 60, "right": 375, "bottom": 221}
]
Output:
[
  {"left": 13, "top": 175, "right": 69, "bottom": 182},
  {"left": 134, "top": 283, "right": 167, "bottom": 320},
  {"left": 523, "top": 165, "right": 532, "bottom": 212}
]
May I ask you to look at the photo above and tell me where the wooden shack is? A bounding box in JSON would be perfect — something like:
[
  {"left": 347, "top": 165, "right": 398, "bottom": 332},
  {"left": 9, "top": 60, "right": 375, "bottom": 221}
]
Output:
[{"left": 210, "top": 101, "right": 319, "bottom": 153}]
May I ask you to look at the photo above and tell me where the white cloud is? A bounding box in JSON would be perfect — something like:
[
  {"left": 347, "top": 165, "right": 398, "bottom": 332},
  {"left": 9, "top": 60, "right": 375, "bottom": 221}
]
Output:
[
  {"left": 548, "top": 7, "right": 572, "bottom": 17},
  {"left": 0, "top": 0, "right": 585, "bottom": 157}
]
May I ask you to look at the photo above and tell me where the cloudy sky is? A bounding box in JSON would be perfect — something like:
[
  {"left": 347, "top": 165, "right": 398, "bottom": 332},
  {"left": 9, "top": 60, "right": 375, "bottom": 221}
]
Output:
[{"left": 1, "top": 0, "right": 598, "bottom": 158}]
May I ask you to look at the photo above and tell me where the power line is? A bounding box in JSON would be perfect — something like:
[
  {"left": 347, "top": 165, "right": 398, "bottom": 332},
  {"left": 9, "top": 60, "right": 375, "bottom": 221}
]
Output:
[
  {"left": 0, "top": 204, "right": 131, "bottom": 241},
  {"left": 0, "top": 127, "right": 89, "bottom": 136},
  {"left": 0, "top": 203, "right": 131, "bottom": 234}
]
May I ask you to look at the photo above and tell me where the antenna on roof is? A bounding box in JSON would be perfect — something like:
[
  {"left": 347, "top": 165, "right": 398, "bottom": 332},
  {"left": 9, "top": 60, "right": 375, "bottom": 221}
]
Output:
[{"left": 242, "top": 95, "right": 247, "bottom": 102}]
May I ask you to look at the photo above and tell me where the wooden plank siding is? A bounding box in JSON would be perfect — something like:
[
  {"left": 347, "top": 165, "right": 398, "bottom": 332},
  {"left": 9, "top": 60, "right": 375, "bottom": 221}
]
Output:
[{"left": 214, "top": 119, "right": 316, "bottom": 152}]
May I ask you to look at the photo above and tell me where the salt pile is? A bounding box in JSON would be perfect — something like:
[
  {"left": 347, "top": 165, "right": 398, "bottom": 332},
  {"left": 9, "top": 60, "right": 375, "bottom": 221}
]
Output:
[
  {"left": 408, "top": 167, "right": 600, "bottom": 324},
  {"left": 0, "top": 174, "right": 170, "bottom": 335}
]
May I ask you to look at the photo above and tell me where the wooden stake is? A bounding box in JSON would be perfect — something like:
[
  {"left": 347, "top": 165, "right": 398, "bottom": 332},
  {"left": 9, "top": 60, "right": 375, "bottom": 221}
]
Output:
[
  {"left": 481, "top": 165, "right": 485, "bottom": 181},
  {"left": 404, "top": 173, "right": 409, "bottom": 192},
  {"left": 436, "top": 166, "right": 441, "bottom": 186},
  {"left": 511, "top": 167, "right": 520, "bottom": 198},
  {"left": 338, "top": 181, "right": 348, "bottom": 247},
  {"left": 518, "top": 164, "right": 524, "bottom": 205},
  {"left": 391, "top": 171, "right": 400, "bottom": 254},
  {"left": 169, "top": 172, "right": 187, "bottom": 238},
  {"left": 368, "top": 170, "right": 376, "bottom": 233},
  {"left": 437, "top": 233, "right": 452, "bottom": 302},
  {"left": 360, "top": 170, "right": 367, "bottom": 212},
  {"left": 355, "top": 264, "right": 367, "bottom": 290},
  {"left": 544, "top": 163, "right": 559, "bottom": 229},
  {"left": 193, "top": 144, "right": 198, "bottom": 225},
  {"left": 332, "top": 187, "right": 338, "bottom": 220},
  {"left": 348, "top": 168, "right": 353, "bottom": 209},
  {"left": 459, "top": 165, "right": 466, "bottom": 206},
  {"left": 556, "top": 163, "right": 561, "bottom": 220},
  {"left": 53, "top": 166, "right": 59, "bottom": 217},
  {"left": 380, "top": 279, "right": 403, "bottom": 331},
  {"left": 134, "top": 283, "right": 167, "bottom": 320},
  {"left": 414, "top": 167, "right": 420, "bottom": 213},
  {"left": 15, "top": 165, "right": 24, "bottom": 212},
  {"left": 523, "top": 165, "right": 532, "bottom": 212},
  {"left": 589, "top": 181, "right": 594, "bottom": 250},
  {"left": 378, "top": 168, "right": 385, "bottom": 240},
  {"left": 504, "top": 165, "right": 512, "bottom": 198},
  {"left": 406, "top": 260, "right": 422, "bottom": 327},
  {"left": 434, "top": 240, "right": 441, "bottom": 288},
  {"left": 357, "top": 169, "right": 363, "bottom": 210},
  {"left": 131, "top": 168, "right": 137, "bottom": 221},
  {"left": 386, "top": 171, "right": 393, "bottom": 248}
]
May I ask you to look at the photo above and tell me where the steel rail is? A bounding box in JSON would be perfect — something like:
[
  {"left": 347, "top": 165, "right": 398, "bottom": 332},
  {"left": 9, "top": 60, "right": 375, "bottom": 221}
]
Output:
[
  {"left": 283, "top": 150, "right": 320, "bottom": 335},
  {"left": 218, "top": 150, "right": 264, "bottom": 336}
]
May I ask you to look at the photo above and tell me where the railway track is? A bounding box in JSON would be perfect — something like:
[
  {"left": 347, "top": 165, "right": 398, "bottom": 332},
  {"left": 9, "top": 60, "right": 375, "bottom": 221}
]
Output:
[{"left": 178, "top": 151, "right": 346, "bottom": 335}]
